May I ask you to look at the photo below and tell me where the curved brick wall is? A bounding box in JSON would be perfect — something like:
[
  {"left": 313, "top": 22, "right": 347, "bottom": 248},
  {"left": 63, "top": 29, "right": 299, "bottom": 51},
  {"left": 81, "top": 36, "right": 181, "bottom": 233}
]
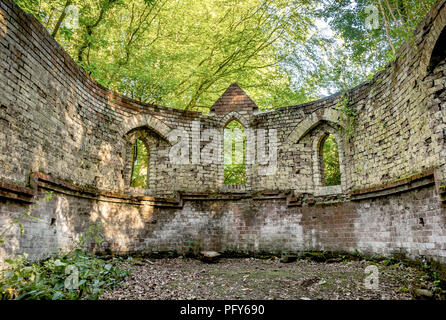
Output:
[{"left": 1, "top": 0, "right": 446, "bottom": 268}]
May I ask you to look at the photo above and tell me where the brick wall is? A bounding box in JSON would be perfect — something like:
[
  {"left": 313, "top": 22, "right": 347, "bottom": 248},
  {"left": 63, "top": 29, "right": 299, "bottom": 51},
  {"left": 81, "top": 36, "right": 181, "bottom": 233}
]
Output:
[{"left": 1, "top": 0, "right": 446, "bottom": 268}]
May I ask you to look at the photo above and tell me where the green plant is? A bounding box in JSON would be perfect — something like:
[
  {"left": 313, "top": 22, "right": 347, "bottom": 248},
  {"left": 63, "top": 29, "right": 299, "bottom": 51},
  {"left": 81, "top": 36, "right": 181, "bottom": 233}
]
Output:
[
  {"left": 74, "top": 222, "right": 105, "bottom": 250},
  {"left": 184, "top": 240, "right": 200, "bottom": 257},
  {"left": 381, "top": 259, "right": 392, "bottom": 266},
  {"left": 336, "top": 92, "right": 356, "bottom": 140},
  {"left": 0, "top": 250, "right": 128, "bottom": 300}
]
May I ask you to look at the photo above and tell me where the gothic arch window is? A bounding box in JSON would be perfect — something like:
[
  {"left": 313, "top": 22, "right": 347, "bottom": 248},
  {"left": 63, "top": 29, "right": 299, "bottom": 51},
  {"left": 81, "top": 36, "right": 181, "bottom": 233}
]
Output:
[
  {"left": 319, "top": 134, "right": 341, "bottom": 186},
  {"left": 123, "top": 128, "right": 161, "bottom": 192},
  {"left": 312, "top": 128, "right": 345, "bottom": 195},
  {"left": 130, "top": 138, "right": 149, "bottom": 188},
  {"left": 224, "top": 119, "right": 246, "bottom": 185}
]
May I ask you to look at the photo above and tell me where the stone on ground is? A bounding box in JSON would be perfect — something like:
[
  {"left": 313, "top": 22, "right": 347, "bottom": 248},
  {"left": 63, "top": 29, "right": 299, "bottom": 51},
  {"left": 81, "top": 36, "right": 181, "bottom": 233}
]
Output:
[{"left": 199, "top": 251, "right": 221, "bottom": 263}]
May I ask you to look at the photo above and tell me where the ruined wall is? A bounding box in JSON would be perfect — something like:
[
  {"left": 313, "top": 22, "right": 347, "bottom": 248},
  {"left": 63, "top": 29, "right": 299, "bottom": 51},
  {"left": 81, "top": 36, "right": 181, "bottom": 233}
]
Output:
[
  {"left": 1, "top": 0, "right": 446, "bottom": 267},
  {"left": 2, "top": 174, "right": 444, "bottom": 264}
]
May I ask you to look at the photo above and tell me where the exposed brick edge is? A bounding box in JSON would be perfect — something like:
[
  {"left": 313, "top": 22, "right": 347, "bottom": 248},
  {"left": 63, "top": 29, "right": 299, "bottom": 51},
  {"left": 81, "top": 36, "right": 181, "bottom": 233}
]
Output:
[
  {"left": 0, "top": 180, "right": 35, "bottom": 203},
  {"left": 287, "top": 192, "right": 347, "bottom": 207},
  {"left": 350, "top": 169, "right": 436, "bottom": 201},
  {"left": 2, "top": 170, "right": 439, "bottom": 206},
  {"left": 0, "top": 173, "right": 301, "bottom": 206},
  {"left": 0, "top": 172, "right": 183, "bottom": 207}
]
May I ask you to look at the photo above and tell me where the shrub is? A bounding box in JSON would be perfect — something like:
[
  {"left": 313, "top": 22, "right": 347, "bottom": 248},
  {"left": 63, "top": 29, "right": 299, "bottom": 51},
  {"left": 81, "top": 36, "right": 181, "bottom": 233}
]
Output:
[{"left": 0, "top": 250, "right": 129, "bottom": 300}]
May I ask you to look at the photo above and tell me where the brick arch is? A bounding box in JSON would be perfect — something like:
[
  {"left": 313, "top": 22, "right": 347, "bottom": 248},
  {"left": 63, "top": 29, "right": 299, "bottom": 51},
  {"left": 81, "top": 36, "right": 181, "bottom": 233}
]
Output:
[
  {"left": 220, "top": 112, "right": 250, "bottom": 129},
  {"left": 286, "top": 108, "right": 344, "bottom": 145},
  {"left": 312, "top": 129, "right": 347, "bottom": 195},
  {"left": 419, "top": 0, "right": 446, "bottom": 78},
  {"left": 217, "top": 111, "right": 252, "bottom": 190},
  {"left": 122, "top": 128, "right": 160, "bottom": 194},
  {"left": 119, "top": 114, "right": 173, "bottom": 143}
]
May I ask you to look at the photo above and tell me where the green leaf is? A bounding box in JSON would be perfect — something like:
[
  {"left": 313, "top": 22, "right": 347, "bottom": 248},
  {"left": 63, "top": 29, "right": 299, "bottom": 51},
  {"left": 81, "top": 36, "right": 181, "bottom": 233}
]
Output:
[
  {"left": 52, "top": 291, "right": 64, "bottom": 300},
  {"left": 54, "top": 259, "right": 66, "bottom": 267}
]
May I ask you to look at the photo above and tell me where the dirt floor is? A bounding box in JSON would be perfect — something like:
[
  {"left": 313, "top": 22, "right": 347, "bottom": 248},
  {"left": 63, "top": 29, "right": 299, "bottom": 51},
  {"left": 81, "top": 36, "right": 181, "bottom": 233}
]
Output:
[{"left": 100, "top": 257, "right": 438, "bottom": 300}]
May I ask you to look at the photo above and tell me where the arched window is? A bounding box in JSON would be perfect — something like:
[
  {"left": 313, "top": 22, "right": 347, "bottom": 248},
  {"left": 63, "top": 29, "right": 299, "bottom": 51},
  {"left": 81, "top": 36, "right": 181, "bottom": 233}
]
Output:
[
  {"left": 320, "top": 134, "right": 341, "bottom": 186},
  {"left": 130, "top": 138, "right": 149, "bottom": 188},
  {"left": 224, "top": 120, "right": 246, "bottom": 185}
]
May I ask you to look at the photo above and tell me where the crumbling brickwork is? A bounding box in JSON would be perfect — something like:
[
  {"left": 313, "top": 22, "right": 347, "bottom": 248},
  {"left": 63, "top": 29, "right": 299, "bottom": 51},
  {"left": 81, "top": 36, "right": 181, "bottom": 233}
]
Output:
[{"left": 1, "top": 0, "right": 446, "bottom": 268}]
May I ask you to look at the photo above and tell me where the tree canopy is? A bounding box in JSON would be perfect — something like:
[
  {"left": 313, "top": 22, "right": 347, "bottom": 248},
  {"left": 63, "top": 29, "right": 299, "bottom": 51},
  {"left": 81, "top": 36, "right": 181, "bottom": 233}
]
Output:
[{"left": 15, "top": 0, "right": 437, "bottom": 110}]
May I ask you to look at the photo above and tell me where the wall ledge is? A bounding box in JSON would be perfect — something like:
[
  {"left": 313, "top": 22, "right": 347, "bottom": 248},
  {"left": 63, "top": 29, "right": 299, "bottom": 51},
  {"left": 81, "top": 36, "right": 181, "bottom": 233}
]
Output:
[
  {"left": 0, "top": 170, "right": 441, "bottom": 207},
  {"left": 350, "top": 169, "right": 436, "bottom": 201},
  {"left": 0, "top": 180, "right": 35, "bottom": 203}
]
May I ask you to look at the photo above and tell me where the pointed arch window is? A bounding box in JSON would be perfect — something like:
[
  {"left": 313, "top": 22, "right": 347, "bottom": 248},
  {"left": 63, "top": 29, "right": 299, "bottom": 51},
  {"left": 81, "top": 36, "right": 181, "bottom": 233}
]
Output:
[
  {"left": 130, "top": 138, "right": 149, "bottom": 188},
  {"left": 224, "top": 120, "right": 246, "bottom": 185},
  {"left": 320, "top": 134, "right": 341, "bottom": 186}
]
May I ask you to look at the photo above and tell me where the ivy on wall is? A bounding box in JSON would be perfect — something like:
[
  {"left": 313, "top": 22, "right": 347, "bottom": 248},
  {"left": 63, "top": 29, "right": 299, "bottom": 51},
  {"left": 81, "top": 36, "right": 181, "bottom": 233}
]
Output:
[{"left": 336, "top": 92, "right": 356, "bottom": 140}]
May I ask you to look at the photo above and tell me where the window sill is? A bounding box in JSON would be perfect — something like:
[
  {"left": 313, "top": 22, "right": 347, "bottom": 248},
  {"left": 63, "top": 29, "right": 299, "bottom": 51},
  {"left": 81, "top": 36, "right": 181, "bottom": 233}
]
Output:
[
  {"left": 219, "top": 184, "right": 249, "bottom": 193},
  {"left": 315, "top": 185, "right": 343, "bottom": 196}
]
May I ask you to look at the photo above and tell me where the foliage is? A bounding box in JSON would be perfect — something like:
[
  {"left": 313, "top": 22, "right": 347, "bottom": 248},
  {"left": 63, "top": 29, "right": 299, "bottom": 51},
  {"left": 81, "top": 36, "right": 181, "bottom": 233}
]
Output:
[
  {"left": 184, "top": 240, "right": 200, "bottom": 257},
  {"left": 130, "top": 138, "right": 148, "bottom": 188},
  {"left": 322, "top": 134, "right": 341, "bottom": 186},
  {"left": 224, "top": 120, "right": 246, "bottom": 185},
  {"left": 14, "top": 0, "right": 438, "bottom": 109},
  {"left": 1, "top": 221, "right": 128, "bottom": 300},
  {"left": 74, "top": 221, "right": 106, "bottom": 249},
  {"left": 14, "top": 0, "right": 316, "bottom": 110},
  {"left": 336, "top": 92, "right": 356, "bottom": 139},
  {"left": 0, "top": 251, "right": 128, "bottom": 300},
  {"left": 304, "top": 0, "right": 436, "bottom": 95}
]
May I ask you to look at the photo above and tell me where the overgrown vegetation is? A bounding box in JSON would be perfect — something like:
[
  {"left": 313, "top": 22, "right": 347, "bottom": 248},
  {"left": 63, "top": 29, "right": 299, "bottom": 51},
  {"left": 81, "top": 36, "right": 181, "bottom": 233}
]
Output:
[
  {"left": 0, "top": 251, "right": 129, "bottom": 300},
  {"left": 336, "top": 92, "right": 356, "bottom": 140},
  {"left": 309, "top": 0, "right": 436, "bottom": 96},
  {"left": 184, "top": 240, "right": 201, "bottom": 257},
  {"left": 0, "top": 222, "right": 129, "bottom": 300},
  {"left": 13, "top": 0, "right": 437, "bottom": 110}
]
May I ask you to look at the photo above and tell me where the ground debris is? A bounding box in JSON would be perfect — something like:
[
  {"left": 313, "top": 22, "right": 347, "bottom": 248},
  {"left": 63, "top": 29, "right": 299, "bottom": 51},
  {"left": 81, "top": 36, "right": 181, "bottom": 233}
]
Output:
[{"left": 100, "top": 258, "right": 435, "bottom": 300}]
